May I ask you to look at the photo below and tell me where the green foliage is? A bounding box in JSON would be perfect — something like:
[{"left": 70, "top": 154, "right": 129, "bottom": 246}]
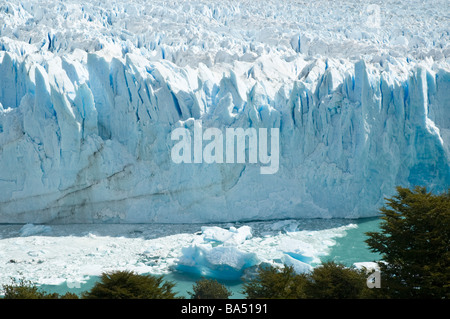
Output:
[
  {"left": 2, "top": 278, "right": 43, "bottom": 299},
  {"left": 2, "top": 271, "right": 177, "bottom": 299},
  {"left": 242, "top": 265, "right": 308, "bottom": 299},
  {"left": 58, "top": 292, "right": 80, "bottom": 299},
  {"left": 2, "top": 278, "right": 79, "bottom": 299},
  {"left": 188, "top": 278, "right": 232, "bottom": 299},
  {"left": 82, "top": 270, "right": 178, "bottom": 299},
  {"left": 303, "top": 261, "right": 371, "bottom": 299},
  {"left": 242, "top": 262, "right": 372, "bottom": 299},
  {"left": 365, "top": 186, "right": 450, "bottom": 299}
]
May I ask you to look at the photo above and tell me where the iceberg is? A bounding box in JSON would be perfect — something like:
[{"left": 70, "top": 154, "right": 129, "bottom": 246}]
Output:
[
  {"left": 0, "top": 0, "right": 448, "bottom": 224},
  {"left": 175, "top": 225, "right": 258, "bottom": 279},
  {"left": 282, "top": 254, "right": 313, "bottom": 274},
  {"left": 201, "top": 225, "right": 252, "bottom": 245},
  {"left": 176, "top": 245, "right": 260, "bottom": 280}
]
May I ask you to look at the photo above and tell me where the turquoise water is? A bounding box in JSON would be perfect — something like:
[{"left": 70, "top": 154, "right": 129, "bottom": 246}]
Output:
[
  {"left": 38, "top": 217, "right": 381, "bottom": 299},
  {"left": 322, "top": 217, "right": 381, "bottom": 266}
]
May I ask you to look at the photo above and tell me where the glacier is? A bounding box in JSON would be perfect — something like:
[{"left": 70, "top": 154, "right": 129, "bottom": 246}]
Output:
[{"left": 0, "top": 0, "right": 449, "bottom": 223}]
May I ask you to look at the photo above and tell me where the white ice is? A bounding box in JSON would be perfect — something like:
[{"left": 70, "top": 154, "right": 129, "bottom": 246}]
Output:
[{"left": 0, "top": 0, "right": 448, "bottom": 223}]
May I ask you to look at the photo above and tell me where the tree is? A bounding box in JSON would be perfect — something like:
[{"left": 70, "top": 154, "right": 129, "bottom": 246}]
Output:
[
  {"left": 303, "top": 261, "right": 371, "bottom": 299},
  {"left": 2, "top": 278, "right": 79, "bottom": 299},
  {"left": 242, "top": 262, "right": 372, "bottom": 299},
  {"left": 2, "top": 278, "right": 44, "bottom": 299},
  {"left": 82, "top": 270, "right": 178, "bottom": 299},
  {"left": 365, "top": 186, "right": 450, "bottom": 298},
  {"left": 242, "top": 265, "right": 308, "bottom": 299},
  {"left": 188, "top": 278, "right": 232, "bottom": 299}
]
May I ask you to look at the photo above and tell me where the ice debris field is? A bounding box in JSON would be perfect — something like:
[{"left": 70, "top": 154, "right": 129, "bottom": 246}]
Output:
[
  {"left": 0, "top": 0, "right": 448, "bottom": 293},
  {"left": 0, "top": 220, "right": 375, "bottom": 291}
]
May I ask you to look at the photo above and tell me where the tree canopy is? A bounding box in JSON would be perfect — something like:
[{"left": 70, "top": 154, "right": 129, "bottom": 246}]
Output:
[{"left": 365, "top": 186, "right": 450, "bottom": 298}]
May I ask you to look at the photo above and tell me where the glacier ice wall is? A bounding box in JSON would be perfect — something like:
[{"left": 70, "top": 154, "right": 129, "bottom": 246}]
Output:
[{"left": 0, "top": 0, "right": 449, "bottom": 223}]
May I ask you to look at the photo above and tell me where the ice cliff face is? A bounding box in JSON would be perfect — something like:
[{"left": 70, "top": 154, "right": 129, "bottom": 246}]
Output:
[{"left": 0, "top": 0, "right": 449, "bottom": 223}]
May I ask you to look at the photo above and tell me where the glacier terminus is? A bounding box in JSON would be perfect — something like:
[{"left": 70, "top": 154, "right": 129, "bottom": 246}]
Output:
[{"left": 0, "top": 0, "right": 449, "bottom": 224}]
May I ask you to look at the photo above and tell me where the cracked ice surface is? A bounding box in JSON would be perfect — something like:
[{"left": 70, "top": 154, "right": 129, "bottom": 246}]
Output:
[{"left": 0, "top": 0, "right": 449, "bottom": 223}]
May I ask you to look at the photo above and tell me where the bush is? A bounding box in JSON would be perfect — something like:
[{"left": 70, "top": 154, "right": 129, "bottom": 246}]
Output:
[
  {"left": 58, "top": 292, "right": 80, "bottom": 299},
  {"left": 242, "top": 262, "right": 373, "bottom": 299},
  {"left": 82, "top": 270, "right": 178, "bottom": 299},
  {"left": 365, "top": 186, "right": 450, "bottom": 298},
  {"left": 2, "top": 278, "right": 43, "bottom": 299},
  {"left": 188, "top": 278, "right": 232, "bottom": 299},
  {"left": 242, "top": 265, "right": 308, "bottom": 299},
  {"left": 303, "top": 261, "right": 371, "bottom": 299},
  {"left": 2, "top": 278, "right": 79, "bottom": 299}
]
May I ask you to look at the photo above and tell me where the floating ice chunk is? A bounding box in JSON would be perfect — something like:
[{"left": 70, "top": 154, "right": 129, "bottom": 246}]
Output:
[
  {"left": 353, "top": 262, "right": 380, "bottom": 272},
  {"left": 282, "top": 253, "right": 313, "bottom": 274},
  {"left": 201, "top": 225, "right": 252, "bottom": 245},
  {"left": 201, "top": 226, "right": 233, "bottom": 242},
  {"left": 176, "top": 244, "right": 259, "bottom": 280},
  {"left": 284, "top": 252, "right": 314, "bottom": 264},
  {"left": 19, "top": 224, "right": 52, "bottom": 237}
]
